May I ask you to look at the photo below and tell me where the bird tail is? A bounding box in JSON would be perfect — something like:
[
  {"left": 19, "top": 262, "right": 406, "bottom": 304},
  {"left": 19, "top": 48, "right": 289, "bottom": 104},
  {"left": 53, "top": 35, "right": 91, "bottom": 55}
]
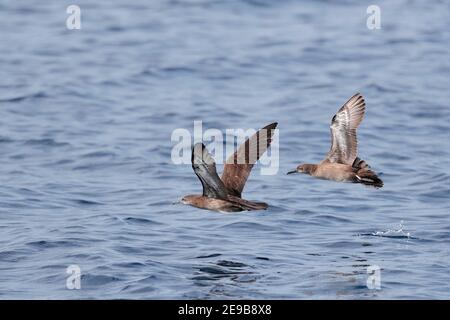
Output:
[{"left": 352, "top": 157, "right": 383, "bottom": 188}]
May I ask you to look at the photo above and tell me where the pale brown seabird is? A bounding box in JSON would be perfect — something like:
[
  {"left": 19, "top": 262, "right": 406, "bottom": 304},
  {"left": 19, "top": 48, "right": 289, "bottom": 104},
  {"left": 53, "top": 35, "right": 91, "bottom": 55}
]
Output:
[
  {"left": 287, "top": 93, "right": 383, "bottom": 188},
  {"left": 182, "top": 122, "right": 278, "bottom": 212}
]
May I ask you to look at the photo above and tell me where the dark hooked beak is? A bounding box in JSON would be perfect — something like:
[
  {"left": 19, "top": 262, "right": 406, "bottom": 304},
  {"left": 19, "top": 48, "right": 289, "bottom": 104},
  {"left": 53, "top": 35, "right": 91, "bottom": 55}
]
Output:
[{"left": 287, "top": 169, "right": 298, "bottom": 175}]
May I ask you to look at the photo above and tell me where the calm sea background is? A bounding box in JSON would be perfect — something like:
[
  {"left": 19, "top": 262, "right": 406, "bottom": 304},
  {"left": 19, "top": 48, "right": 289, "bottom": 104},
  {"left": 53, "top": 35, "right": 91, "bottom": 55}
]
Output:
[{"left": 0, "top": 0, "right": 449, "bottom": 299}]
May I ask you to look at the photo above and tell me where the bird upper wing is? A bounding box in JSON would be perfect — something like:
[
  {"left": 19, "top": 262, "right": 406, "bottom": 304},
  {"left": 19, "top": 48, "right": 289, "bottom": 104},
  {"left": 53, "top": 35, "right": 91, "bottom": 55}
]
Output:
[
  {"left": 191, "top": 143, "right": 228, "bottom": 199},
  {"left": 326, "top": 93, "right": 365, "bottom": 165},
  {"left": 221, "top": 122, "right": 278, "bottom": 197}
]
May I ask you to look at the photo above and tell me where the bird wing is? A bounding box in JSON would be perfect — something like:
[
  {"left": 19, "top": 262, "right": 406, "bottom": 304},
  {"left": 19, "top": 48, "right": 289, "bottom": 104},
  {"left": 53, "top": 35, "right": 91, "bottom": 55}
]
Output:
[
  {"left": 191, "top": 143, "right": 228, "bottom": 199},
  {"left": 326, "top": 93, "right": 365, "bottom": 165},
  {"left": 221, "top": 122, "right": 278, "bottom": 197}
]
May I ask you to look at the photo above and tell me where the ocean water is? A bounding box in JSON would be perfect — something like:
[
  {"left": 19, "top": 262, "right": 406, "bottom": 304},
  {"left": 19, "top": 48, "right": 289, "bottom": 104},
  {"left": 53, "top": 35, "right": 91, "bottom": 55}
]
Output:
[{"left": 0, "top": 0, "right": 449, "bottom": 299}]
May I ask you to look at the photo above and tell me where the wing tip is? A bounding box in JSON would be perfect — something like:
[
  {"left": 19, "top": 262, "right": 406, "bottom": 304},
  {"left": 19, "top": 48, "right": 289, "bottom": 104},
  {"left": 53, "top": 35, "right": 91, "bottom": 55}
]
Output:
[
  {"left": 192, "top": 142, "right": 206, "bottom": 157},
  {"left": 263, "top": 122, "right": 278, "bottom": 131},
  {"left": 193, "top": 142, "right": 206, "bottom": 149},
  {"left": 352, "top": 93, "right": 366, "bottom": 107},
  {"left": 192, "top": 142, "right": 215, "bottom": 166},
  {"left": 344, "top": 93, "right": 366, "bottom": 125}
]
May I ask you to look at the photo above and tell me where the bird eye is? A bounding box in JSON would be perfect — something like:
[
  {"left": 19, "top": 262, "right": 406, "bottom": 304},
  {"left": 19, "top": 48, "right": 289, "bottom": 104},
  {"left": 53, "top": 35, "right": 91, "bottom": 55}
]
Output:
[{"left": 332, "top": 115, "right": 336, "bottom": 122}]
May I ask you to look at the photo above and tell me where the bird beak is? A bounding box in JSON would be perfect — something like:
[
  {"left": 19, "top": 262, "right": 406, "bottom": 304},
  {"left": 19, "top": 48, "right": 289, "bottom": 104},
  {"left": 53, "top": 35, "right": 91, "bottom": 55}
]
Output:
[{"left": 287, "top": 169, "right": 298, "bottom": 175}]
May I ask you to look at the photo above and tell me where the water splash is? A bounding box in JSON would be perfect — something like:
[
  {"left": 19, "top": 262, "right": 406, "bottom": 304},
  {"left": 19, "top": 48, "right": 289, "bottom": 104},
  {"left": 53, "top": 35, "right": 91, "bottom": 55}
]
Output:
[{"left": 372, "top": 221, "right": 411, "bottom": 239}]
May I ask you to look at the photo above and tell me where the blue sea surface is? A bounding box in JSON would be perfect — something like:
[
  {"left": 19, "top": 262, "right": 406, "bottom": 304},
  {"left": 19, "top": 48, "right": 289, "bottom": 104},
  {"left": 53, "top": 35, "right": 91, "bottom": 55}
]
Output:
[{"left": 0, "top": 0, "right": 449, "bottom": 299}]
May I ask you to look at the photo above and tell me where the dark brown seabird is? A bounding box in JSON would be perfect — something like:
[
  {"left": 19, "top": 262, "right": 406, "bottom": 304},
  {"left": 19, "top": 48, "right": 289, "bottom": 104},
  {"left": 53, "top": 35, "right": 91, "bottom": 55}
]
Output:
[
  {"left": 287, "top": 93, "right": 383, "bottom": 188},
  {"left": 182, "top": 122, "right": 278, "bottom": 212}
]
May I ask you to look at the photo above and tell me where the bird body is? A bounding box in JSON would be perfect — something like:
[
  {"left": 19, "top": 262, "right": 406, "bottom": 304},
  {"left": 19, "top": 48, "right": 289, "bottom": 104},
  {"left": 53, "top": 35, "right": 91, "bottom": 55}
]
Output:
[
  {"left": 181, "top": 194, "right": 268, "bottom": 212},
  {"left": 310, "top": 161, "right": 355, "bottom": 182}
]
